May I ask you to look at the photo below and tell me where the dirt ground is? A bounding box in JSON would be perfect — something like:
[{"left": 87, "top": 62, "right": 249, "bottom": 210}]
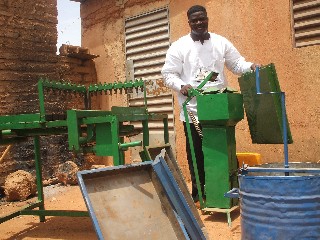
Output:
[{"left": 0, "top": 183, "right": 241, "bottom": 240}]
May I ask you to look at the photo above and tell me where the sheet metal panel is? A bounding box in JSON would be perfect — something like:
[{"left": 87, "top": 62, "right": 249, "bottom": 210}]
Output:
[
  {"left": 238, "top": 63, "right": 293, "bottom": 144},
  {"left": 77, "top": 162, "right": 189, "bottom": 240}
]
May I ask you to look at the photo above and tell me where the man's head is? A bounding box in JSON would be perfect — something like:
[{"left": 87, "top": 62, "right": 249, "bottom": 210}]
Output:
[{"left": 187, "top": 5, "right": 208, "bottom": 36}]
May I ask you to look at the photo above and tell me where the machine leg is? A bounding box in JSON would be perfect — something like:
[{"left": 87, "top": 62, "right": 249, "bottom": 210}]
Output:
[
  {"left": 227, "top": 211, "right": 231, "bottom": 227},
  {"left": 34, "top": 136, "right": 45, "bottom": 222}
]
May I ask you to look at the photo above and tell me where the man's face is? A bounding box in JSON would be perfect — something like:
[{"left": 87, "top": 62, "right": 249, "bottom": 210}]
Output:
[{"left": 188, "top": 11, "right": 208, "bottom": 35}]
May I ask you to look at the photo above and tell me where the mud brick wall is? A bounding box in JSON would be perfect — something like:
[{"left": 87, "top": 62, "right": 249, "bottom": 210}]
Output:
[
  {"left": 0, "top": 1, "right": 98, "bottom": 186},
  {"left": 0, "top": 0, "right": 58, "bottom": 114},
  {"left": 57, "top": 48, "right": 99, "bottom": 111}
]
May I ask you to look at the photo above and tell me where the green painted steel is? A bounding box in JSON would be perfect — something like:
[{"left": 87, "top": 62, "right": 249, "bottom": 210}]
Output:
[
  {"left": 119, "top": 141, "right": 142, "bottom": 150},
  {"left": 198, "top": 93, "right": 243, "bottom": 209},
  {"left": 182, "top": 72, "right": 243, "bottom": 211},
  {"left": 0, "top": 113, "right": 40, "bottom": 125},
  {"left": 88, "top": 79, "right": 144, "bottom": 95},
  {"left": 197, "top": 93, "right": 244, "bottom": 126},
  {"left": 0, "top": 78, "right": 169, "bottom": 225},
  {"left": 182, "top": 72, "right": 219, "bottom": 208},
  {"left": 34, "top": 136, "right": 45, "bottom": 222},
  {"left": 238, "top": 63, "right": 293, "bottom": 144},
  {"left": 20, "top": 210, "right": 89, "bottom": 217},
  {"left": 0, "top": 201, "right": 42, "bottom": 224}
]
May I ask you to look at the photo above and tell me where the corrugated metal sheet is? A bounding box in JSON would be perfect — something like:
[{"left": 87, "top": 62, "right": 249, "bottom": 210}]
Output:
[
  {"left": 125, "top": 7, "right": 174, "bottom": 132},
  {"left": 128, "top": 94, "right": 174, "bottom": 130},
  {"left": 292, "top": 0, "right": 320, "bottom": 47}
]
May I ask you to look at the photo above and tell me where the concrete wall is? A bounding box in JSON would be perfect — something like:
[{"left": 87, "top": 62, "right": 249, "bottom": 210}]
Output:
[
  {"left": 166, "top": 0, "right": 320, "bottom": 167},
  {"left": 81, "top": 0, "right": 320, "bottom": 179}
]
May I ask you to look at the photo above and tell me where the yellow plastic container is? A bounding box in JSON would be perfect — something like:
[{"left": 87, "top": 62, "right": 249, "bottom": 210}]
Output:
[{"left": 236, "top": 152, "right": 261, "bottom": 166}]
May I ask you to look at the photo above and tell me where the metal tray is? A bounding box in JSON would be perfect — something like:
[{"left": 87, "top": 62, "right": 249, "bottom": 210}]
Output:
[{"left": 77, "top": 159, "right": 205, "bottom": 240}]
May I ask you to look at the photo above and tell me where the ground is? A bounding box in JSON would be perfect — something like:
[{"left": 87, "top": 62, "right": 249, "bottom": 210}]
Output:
[{"left": 0, "top": 184, "right": 241, "bottom": 240}]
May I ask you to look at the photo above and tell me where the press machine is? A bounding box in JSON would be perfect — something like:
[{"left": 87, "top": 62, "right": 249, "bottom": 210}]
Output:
[{"left": 183, "top": 72, "right": 244, "bottom": 225}]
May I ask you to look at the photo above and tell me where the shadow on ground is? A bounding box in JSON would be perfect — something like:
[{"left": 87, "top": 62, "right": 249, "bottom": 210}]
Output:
[{"left": 6, "top": 216, "right": 96, "bottom": 240}]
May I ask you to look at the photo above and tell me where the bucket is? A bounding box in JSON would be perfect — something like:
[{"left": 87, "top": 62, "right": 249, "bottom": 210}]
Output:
[{"left": 226, "top": 162, "right": 320, "bottom": 240}]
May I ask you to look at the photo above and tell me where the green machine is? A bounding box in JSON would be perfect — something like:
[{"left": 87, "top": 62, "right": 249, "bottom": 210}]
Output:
[
  {"left": 184, "top": 64, "right": 293, "bottom": 226},
  {"left": 238, "top": 63, "right": 292, "bottom": 145},
  {"left": 183, "top": 72, "right": 243, "bottom": 224},
  {"left": 0, "top": 78, "right": 169, "bottom": 223}
]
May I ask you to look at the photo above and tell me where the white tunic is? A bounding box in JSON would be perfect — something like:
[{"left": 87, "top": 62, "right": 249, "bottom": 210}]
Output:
[{"left": 161, "top": 32, "right": 253, "bottom": 121}]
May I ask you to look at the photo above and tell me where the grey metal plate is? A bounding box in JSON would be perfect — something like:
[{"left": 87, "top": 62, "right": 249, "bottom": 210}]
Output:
[
  {"left": 144, "top": 145, "right": 206, "bottom": 231},
  {"left": 77, "top": 163, "right": 187, "bottom": 240}
]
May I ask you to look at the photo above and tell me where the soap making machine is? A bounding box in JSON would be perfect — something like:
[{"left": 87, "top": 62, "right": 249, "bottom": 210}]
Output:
[{"left": 0, "top": 78, "right": 169, "bottom": 223}]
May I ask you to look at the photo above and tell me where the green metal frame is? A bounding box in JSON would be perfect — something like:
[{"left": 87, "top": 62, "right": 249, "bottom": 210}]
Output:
[
  {"left": 0, "top": 78, "right": 169, "bottom": 224},
  {"left": 182, "top": 72, "right": 243, "bottom": 224},
  {"left": 182, "top": 72, "right": 215, "bottom": 209},
  {"left": 238, "top": 63, "right": 293, "bottom": 144}
]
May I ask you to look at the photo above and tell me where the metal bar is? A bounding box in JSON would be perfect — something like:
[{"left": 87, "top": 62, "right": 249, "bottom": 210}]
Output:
[
  {"left": 180, "top": 79, "right": 205, "bottom": 208},
  {"left": 243, "top": 167, "right": 320, "bottom": 174},
  {"left": 119, "top": 137, "right": 125, "bottom": 162},
  {"left": 196, "top": 71, "right": 215, "bottom": 90},
  {"left": 67, "top": 110, "right": 81, "bottom": 151},
  {"left": 281, "top": 92, "right": 289, "bottom": 171},
  {"left": 14, "top": 127, "right": 68, "bottom": 136},
  {"left": 37, "top": 80, "right": 46, "bottom": 122},
  {"left": 255, "top": 67, "right": 261, "bottom": 93},
  {"left": 163, "top": 117, "right": 169, "bottom": 143},
  {"left": 20, "top": 210, "right": 89, "bottom": 217},
  {"left": 142, "top": 119, "right": 150, "bottom": 147},
  {"left": 152, "top": 156, "right": 206, "bottom": 240},
  {"left": 41, "top": 80, "right": 87, "bottom": 93},
  {"left": 0, "top": 201, "right": 42, "bottom": 224},
  {"left": 0, "top": 122, "right": 43, "bottom": 130},
  {"left": 142, "top": 80, "right": 150, "bottom": 147},
  {"left": 0, "top": 137, "right": 27, "bottom": 145},
  {"left": 148, "top": 113, "right": 168, "bottom": 120},
  {"left": 173, "top": 211, "right": 191, "bottom": 240},
  {"left": 119, "top": 141, "right": 142, "bottom": 150},
  {"left": 77, "top": 172, "right": 105, "bottom": 240},
  {"left": 86, "top": 91, "right": 91, "bottom": 110},
  {"left": 82, "top": 116, "right": 115, "bottom": 125},
  {"left": 182, "top": 102, "right": 204, "bottom": 208},
  {"left": 1, "top": 130, "right": 12, "bottom": 135},
  {"left": 68, "top": 110, "right": 111, "bottom": 118},
  {"left": 34, "top": 136, "right": 45, "bottom": 222},
  {"left": 111, "top": 117, "right": 121, "bottom": 165},
  {"left": 0, "top": 113, "right": 40, "bottom": 124}
]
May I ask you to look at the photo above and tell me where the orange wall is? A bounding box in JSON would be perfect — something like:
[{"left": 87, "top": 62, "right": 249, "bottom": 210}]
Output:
[{"left": 81, "top": 0, "right": 320, "bottom": 174}]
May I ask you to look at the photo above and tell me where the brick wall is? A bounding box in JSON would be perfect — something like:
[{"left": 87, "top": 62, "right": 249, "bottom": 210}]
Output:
[
  {"left": 0, "top": 1, "right": 98, "bottom": 186},
  {"left": 0, "top": 0, "right": 58, "bottom": 114}
]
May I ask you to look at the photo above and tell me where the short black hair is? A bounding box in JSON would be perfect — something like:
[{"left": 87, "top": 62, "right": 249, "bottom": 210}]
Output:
[{"left": 187, "top": 5, "right": 207, "bottom": 19}]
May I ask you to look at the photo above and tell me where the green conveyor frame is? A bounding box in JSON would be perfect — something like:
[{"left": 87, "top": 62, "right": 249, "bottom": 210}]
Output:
[{"left": 0, "top": 78, "right": 169, "bottom": 224}]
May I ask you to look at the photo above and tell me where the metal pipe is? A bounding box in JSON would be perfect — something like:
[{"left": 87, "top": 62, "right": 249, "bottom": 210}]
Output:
[
  {"left": 119, "top": 141, "right": 142, "bottom": 150},
  {"left": 281, "top": 92, "right": 289, "bottom": 172},
  {"left": 34, "top": 136, "right": 45, "bottom": 222},
  {"left": 1, "top": 130, "right": 12, "bottom": 135},
  {"left": 255, "top": 66, "right": 261, "bottom": 93}
]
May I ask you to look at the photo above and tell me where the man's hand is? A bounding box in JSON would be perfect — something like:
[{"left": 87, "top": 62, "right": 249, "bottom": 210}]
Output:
[
  {"left": 250, "top": 63, "right": 262, "bottom": 71},
  {"left": 180, "top": 84, "right": 193, "bottom": 96}
]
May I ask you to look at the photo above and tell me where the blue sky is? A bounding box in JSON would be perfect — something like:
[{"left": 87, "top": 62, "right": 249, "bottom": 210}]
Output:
[{"left": 57, "top": 0, "right": 81, "bottom": 53}]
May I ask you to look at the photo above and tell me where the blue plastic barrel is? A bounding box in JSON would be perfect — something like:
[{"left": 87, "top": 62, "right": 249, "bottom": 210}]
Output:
[{"left": 238, "top": 163, "right": 320, "bottom": 240}]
